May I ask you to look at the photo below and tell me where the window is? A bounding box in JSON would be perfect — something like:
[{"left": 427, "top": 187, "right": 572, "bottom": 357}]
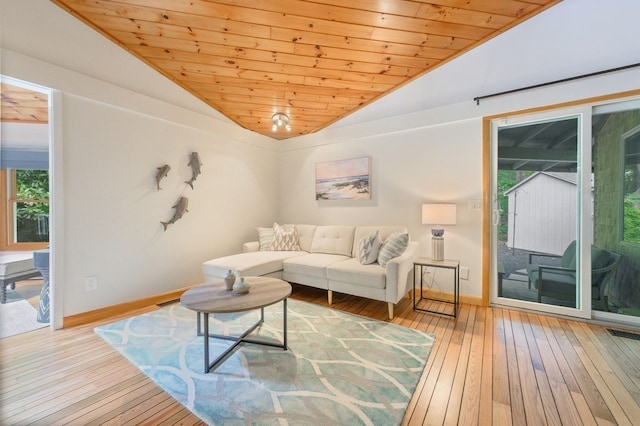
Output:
[
  {"left": 623, "top": 126, "right": 640, "bottom": 244},
  {"left": 0, "top": 169, "right": 49, "bottom": 250}
]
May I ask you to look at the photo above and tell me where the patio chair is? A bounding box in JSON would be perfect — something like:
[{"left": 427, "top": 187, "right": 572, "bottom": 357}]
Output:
[{"left": 527, "top": 241, "right": 621, "bottom": 309}]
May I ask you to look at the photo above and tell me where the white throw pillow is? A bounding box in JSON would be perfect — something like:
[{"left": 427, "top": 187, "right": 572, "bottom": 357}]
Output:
[
  {"left": 377, "top": 231, "right": 409, "bottom": 267},
  {"left": 357, "top": 230, "right": 382, "bottom": 265},
  {"left": 270, "top": 223, "right": 301, "bottom": 251},
  {"left": 256, "top": 226, "right": 274, "bottom": 251}
]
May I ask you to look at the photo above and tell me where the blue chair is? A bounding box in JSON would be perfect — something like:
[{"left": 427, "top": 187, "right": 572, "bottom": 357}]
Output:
[{"left": 527, "top": 241, "right": 620, "bottom": 309}]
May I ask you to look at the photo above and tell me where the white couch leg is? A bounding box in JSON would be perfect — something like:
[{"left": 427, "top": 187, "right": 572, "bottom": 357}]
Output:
[
  {"left": 328, "top": 290, "right": 333, "bottom": 305},
  {"left": 387, "top": 302, "right": 394, "bottom": 320}
]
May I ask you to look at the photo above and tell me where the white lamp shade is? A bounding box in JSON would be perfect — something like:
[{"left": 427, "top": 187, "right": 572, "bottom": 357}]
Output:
[{"left": 422, "top": 204, "right": 457, "bottom": 225}]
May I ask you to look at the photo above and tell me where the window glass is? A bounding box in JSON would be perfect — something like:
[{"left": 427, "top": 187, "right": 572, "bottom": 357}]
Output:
[
  {"left": 11, "top": 169, "right": 49, "bottom": 243},
  {"left": 623, "top": 128, "right": 640, "bottom": 244}
]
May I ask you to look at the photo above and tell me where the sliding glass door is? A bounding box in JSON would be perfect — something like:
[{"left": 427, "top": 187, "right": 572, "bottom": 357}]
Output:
[
  {"left": 491, "top": 108, "right": 592, "bottom": 318},
  {"left": 490, "top": 96, "right": 640, "bottom": 323},
  {"left": 591, "top": 99, "right": 640, "bottom": 323}
]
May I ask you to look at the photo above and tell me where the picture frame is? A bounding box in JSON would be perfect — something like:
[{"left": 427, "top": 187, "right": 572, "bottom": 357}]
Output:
[{"left": 315, "top": 156, "right": 371, "bottom": 200}]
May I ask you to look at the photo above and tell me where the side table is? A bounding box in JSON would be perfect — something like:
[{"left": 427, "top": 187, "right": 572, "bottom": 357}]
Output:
[{"left": 413, "top": 257, "right": 460, "bottom": 318}]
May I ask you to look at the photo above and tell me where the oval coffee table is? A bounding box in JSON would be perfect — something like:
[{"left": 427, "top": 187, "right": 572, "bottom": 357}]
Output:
[{"left": 180, "top": 276, "right": 292, "bottom": 373}]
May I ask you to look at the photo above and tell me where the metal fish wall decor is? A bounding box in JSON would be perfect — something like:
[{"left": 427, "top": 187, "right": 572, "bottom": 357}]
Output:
[
  {"left": 185, "top": 152, "right": 202, "bottom": 189},
  {"left": 155, "top": 164, "right": 171, "bottom": 190},
  {"left": 161, "top": 196, "right": 189, "bottom": 231}
]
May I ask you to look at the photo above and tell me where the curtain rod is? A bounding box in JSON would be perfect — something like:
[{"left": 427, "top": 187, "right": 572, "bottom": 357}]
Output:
[{"left": 473, "top": 62, "right": 640, "bottom": 105}]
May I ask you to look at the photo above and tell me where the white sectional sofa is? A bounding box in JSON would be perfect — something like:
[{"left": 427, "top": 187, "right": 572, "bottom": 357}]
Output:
[{"left": 202, "top": 224, "right": 419, "bottom": 319}]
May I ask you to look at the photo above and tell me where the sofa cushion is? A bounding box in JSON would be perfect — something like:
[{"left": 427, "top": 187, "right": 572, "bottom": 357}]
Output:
[
  {"left": 294, "top": 224, "right": 317, "bottom": 252},
  {"left": 326, "top": 258, "right": 387, "bottom": 290},
  {"left": 357, "top": 230, "right": 382, "bottom": 265},
  {"left": 270, "top": 223, "right": 301, "bottom": 251},
  {"left": 202, "top": 250, "right": 306, "bottom": 279},
  {"left": 377, "top": 231, "right": 409, "bottom": 267},
  {"left": 309, "top": 226, "right": 355, "bottom": 256},
  {"left": 283, "top": 253, "right": 350, "bottom": 279},
  {"left": 256, "top": 227, "right": 274, "bottom": 251}
]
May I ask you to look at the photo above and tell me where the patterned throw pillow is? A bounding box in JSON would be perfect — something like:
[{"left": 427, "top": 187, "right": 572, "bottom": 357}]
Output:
[
  {"left": 377, "top": 231, "right": 409, "bottom": 267},
  {"left": 270, "top": 223, "right": 301, "bottom": 251},
  {"left": 256, "top": 227, "right": 274, "bottom": 251},
  {"left": 357, "top": 230, "right": 382, "bottom": 265}
]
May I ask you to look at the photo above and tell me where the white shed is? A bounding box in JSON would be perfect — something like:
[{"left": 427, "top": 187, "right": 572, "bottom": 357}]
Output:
[{"left": 504, "top": 172, "right": 586, "bottom": 256}]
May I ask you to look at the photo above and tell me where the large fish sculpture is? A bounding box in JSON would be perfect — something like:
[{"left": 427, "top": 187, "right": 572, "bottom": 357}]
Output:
[
  {"left": 155, "top": 164, "right": 171, "bottom": 191},
  {"left": 161, "top": 196, "right": 189, "bottom": 231},
  {"left": 185, "top": 152, "right": 202, "bottom": 189}
]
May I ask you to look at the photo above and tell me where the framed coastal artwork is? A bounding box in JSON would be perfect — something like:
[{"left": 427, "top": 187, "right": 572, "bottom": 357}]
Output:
[{"left": 315, "top": 156, "right": 371, "bottom": 200}]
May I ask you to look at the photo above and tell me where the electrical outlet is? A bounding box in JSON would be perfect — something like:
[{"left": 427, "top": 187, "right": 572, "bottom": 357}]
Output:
[
  {"left": 460, "top": 267, "right": 469, "bottom": 280},
  {"left": 85, "top": 275, "right": 98, "bottom": 291}
]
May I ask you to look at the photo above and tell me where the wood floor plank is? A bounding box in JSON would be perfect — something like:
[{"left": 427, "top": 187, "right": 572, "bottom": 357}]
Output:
[
  {"left": 2, "top": 286, "right": 640, "bottom": 425},
  {"left": 478, "top": 306, "right": 494, "bottom": 425},
  {"left": 502, "top": 309, "right": 527, "bottom": 423},
  {"left": 405, "top": 314, "right": 457, "bottom": 425},
  {"left": 458, "top": 305, "right": 486, "bottom": 426},
  {"left": 566, "top": 322, "right": 635, "bottom": 425},
  {"left": 576, "top": 322, "right": 640, "bottom": 402},
  {"left": 444, "top": 305, "right": 476, "bottom": 425},
  {"left": 492, "top": 308, "right": 511, "bottom": 410},
  {"left": 527, "top": 314, "right": 582, "bottom": 425},
  {"left": 422, "top": 305, "right": 471, "bottom": 424},
  {"left": 547, "top": 317, "right": 615, "bottom": 423},
  {"left": 509, "top": 311, "right": 547, "bottom": 426}
]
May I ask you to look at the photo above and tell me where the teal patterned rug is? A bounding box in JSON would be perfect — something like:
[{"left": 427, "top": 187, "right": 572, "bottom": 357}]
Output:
[{"left": 95, "top": 299, "right": 434, "bottom": 425}]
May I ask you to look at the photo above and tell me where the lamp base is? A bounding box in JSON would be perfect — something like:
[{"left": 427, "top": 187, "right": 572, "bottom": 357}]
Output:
[{"left": 432, "top": 236, "right": 444, "bottom": 261}]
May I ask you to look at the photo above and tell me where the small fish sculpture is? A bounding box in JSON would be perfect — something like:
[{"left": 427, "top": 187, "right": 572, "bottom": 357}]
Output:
[
  {"left": 185, "top": 152, "right": 202, "bottom": 189},
  {"left": 155, "top": 164, "right": 171, "bottom": 191},
  {"left": 161, "top": 196, "right": 189, "bottom": 231}
]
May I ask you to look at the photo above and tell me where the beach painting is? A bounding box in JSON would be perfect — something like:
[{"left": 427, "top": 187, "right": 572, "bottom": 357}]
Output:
[{"left": 315, "top": 156, "right": 371, "bottom": 200}]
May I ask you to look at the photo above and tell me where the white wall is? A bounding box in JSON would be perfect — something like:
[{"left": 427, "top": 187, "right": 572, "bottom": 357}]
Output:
[
  {"left": 58, "top": 91, "right": 278, "bottom": 315},
  {"left": 277, "top": 118, "right": 483, "bottom": 296}
]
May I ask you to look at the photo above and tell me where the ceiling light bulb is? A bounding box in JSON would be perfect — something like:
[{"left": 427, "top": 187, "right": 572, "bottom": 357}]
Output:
[
  {"left": 285, "top": 124, "right": 291, "bottom": 132},
  {"left": 272, "top": 123, "right": 278, "bottom": 132}
]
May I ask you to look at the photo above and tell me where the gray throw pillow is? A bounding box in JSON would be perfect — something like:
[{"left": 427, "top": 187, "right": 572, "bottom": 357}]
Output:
[
  {"left": 357, "top": 230, "right": 382, "bottom": 265},
  {"left": 256, "top": 226, "right": 274, "bottom": 251},
  {"left": 377, "top": 231, "right": 409, "bottom": 267}
]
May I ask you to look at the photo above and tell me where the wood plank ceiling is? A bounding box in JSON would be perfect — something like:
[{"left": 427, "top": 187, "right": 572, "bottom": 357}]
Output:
[
  {"left": 0, "top": 83, "right": 49, "bottom": 124},
  {"left": 51, "top": 0, "right": 561, "bottom": 139}
]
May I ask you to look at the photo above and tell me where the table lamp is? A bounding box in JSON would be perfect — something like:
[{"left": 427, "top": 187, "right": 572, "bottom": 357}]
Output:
[{"left": 422, "top": 203, "right": 456, "bottom": 261}]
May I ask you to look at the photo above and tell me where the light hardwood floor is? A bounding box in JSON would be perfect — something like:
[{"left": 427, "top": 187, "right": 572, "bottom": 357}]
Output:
[{"left": 1, "top": 284, "right": 639, "bottom": 425}]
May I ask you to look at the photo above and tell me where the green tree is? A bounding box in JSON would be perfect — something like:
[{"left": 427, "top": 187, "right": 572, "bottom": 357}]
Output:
[
  {"left": 623, "top": 198, "right": 640, "bottom": 243},
  {"left": 15, "top": 169, "right": 49, "bottom": 242}
]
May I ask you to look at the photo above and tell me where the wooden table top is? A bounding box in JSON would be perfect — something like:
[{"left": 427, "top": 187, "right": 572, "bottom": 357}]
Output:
[{"left": 180, "top": 276, "right": 292, "bottom": 314}]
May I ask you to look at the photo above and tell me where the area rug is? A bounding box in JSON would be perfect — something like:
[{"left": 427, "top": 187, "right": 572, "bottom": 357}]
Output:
[
  {"left": 95, "top": 299, "right": 435, "bottom": 425},
  {"left": 0, "top": 298, "right": 46, "bottom": 338}
]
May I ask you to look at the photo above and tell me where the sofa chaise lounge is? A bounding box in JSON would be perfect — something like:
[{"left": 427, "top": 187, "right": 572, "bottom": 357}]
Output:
[{"left": 202, "top": 224, "right": 419, "bottom": 319}]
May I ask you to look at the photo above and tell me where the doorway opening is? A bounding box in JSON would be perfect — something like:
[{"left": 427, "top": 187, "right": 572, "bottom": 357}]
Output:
[{"left": 0, "top": 76, "right": 53, "bottom": 337}]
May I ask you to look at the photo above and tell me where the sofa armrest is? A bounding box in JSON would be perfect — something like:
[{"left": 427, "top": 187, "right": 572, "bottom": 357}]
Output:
[
  {"left": 385, "top": 241, "right": 420, "bottom": 304},
  {"left": 243, "top": 241, "right": 260, "bottom": 253}
]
